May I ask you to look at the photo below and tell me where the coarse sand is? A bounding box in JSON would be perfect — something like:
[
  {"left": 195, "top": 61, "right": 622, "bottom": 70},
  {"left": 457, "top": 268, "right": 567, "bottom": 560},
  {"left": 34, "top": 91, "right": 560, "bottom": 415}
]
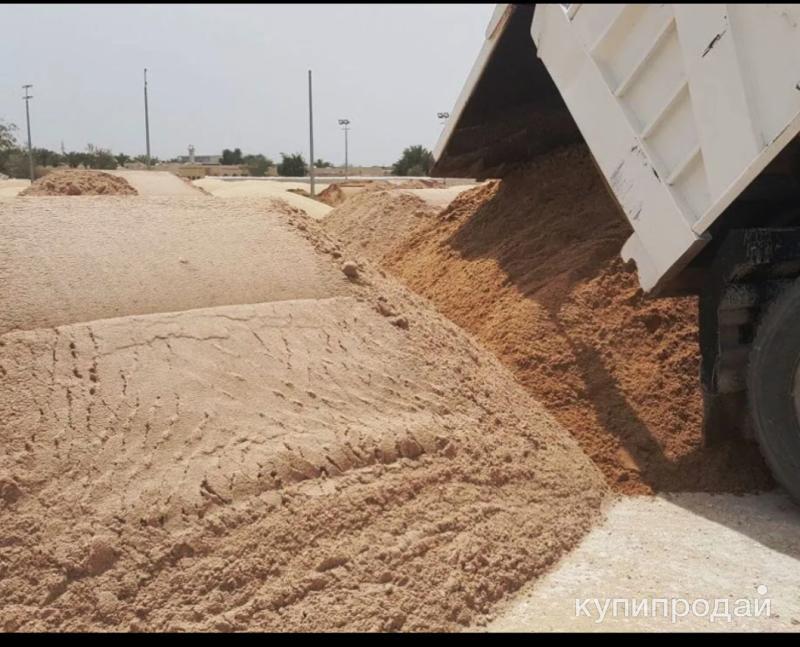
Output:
[
  {"left": 353, "top": 145, "right": 773, "bottom": 495},
  {"left": 0, "top": 197, "right": 606, "bottom": 631},
  {"left": 323, "top": 191, "right": 439, "bottom": 260},
  {"left": 317, "top": 183, "right": 347, "bottom": 207},
  {"left": 20, "top": 170, "right": 137, "bottom": 197}
]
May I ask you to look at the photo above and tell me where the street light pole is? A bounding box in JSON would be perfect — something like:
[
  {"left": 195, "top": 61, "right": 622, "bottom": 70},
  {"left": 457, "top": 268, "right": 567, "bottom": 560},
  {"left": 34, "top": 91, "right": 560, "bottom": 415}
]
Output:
[
  {"left": 22, "top": 85, "right": 34, "bottom": 181},
  {"left": 338, "top": 119, "right": 350, "bottom": 180},
  {"left": 308, "top": 69, "right": 316, "bottom": 197},
  {"left": 144, "top": 68, "right": 151, "bottom": 168}
]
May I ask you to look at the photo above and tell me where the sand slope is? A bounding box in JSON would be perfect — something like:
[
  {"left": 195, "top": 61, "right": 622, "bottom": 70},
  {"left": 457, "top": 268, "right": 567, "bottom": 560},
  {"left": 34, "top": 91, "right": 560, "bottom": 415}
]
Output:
[
  {"left": 0, "top": 199, "right": 606, "bottom": 631},
  {"left": 194, "top": 178, "right": 332, "bottom": 219},
  {"left": 107, "top": 171, "right": 204, "bottom": 197},
  {"left": 324, "top": 191, "right": 438, "bottom": 261},
  {"left": 0, "top": 196, "right": 344, "bottom": 334},
  {"left": 323, "top": 146, "right": 771, "bottom": 495}
]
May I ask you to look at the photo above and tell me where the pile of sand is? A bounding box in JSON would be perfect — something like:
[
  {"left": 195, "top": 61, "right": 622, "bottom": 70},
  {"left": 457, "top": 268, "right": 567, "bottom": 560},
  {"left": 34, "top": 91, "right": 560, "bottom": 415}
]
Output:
[
  {"left": 0, "top": 197, "right": 605, "bottom": 631},
  {"left": 324, "top": 191, "right": 438, "bottom": 260},
  {"left": 316, "top": 183, "right": 347, "bottom": 206},
  {"left": 363, "top": 179, "right": 445, "bottom": 191},
  {"left": 380, "top": 145, "right": 772, "bottom": 495},
  {"left": 20, "top": 170, "right": 137, "bottom": 197}
]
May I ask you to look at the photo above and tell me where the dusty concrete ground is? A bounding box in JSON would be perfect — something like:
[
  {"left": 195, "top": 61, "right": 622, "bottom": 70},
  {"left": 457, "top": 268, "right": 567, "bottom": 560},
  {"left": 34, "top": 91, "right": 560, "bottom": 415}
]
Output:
[{"left": 486, "top": 492, "right": 800, "bottom": 632}]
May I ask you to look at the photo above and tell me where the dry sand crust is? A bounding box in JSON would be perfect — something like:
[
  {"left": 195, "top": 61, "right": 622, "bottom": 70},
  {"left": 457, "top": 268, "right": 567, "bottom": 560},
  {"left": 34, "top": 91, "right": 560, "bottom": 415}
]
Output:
[
  {"left": 0, "top": 196, "right": 344, "bottom": 335},
  {"left": 192, "top": 178, "right": 332, "bottom": 220},
  {"left": 20, "top": 170, "right": 137, "bottom": 197},
  {"left": 329, "top": 145, "right": 772, "bottom": 495},
  {"left": 0, "top": 198, "right": 605, "bottom": 631}
]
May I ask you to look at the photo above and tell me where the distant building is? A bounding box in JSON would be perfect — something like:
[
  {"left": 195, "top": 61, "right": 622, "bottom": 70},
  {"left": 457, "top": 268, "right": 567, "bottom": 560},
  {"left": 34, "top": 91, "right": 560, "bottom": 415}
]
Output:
[{"left": 178, "top": 154, "right": 221, "bottom": 165}]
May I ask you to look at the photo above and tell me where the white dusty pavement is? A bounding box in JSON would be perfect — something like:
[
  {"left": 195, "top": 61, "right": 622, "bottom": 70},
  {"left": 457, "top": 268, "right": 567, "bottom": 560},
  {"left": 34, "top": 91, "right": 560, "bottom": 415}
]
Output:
[{"left": 486, "top": 492, "right": 800, "bottom": 632}]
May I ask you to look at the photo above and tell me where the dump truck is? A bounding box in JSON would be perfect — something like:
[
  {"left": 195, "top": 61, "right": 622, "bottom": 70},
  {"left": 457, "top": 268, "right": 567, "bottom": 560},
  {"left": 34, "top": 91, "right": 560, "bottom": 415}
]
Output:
[{"left": 432, "top": 3, "right": 800, "bottom": 499}]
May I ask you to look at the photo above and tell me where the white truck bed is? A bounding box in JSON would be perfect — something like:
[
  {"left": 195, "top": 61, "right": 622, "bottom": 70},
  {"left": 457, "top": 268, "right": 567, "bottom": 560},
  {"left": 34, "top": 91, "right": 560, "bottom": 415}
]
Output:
[{"left": 435, "top": 4, "right": 800, "bottom": 292}]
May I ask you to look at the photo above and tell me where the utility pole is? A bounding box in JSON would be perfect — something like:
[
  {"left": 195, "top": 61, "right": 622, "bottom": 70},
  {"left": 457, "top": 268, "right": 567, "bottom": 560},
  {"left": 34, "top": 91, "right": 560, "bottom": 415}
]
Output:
[
  {"left": 338, "top": 119, "right": 350, "bottom": 180},
  {"left": 22, "top": 85, "right": 34, "bottom": 181},
  {"left": 144, "top": 68, "right": 151, "bottom": 168},
  {"left": 308, "top": 69, "right": 315, "bottom": 197}
]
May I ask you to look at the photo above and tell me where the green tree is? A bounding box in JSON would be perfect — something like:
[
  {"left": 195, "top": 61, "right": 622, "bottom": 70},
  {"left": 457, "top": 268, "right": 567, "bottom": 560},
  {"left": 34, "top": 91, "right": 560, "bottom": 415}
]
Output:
[
  {"left": 89, "top": 148, "right": 117, "bottom": 170},
  {"left": 243, "top": 154, "right": 274, "bottom": 177},
  {"left": 315, "top": 158, "right": 333, "bottom": 168},
  {"left": 32, "top": 147, "right": 63, "bottom": 167},
  {"left": 277, "top": 152, "right": 307, "bottom": 177},
  {"left": 221, "top": 148, "right": 243, "bottom": 165},
  {"left": 65, "top": 151, "right": 86, "bottom": 168},
  {"left": 4, "top": 151, "right": 31, "bottom": 179},
  {"left": 391, "top": 145, "right": 434, "bottom": 176},
  {"left": 0, "top": 120, "right": 19, "bottom": 176},
  {"left": 115, "top": 153, "right": 131, "bottom": 167},
  {"left": 133, "top": 154, "right": 159, "bottom": 165}
]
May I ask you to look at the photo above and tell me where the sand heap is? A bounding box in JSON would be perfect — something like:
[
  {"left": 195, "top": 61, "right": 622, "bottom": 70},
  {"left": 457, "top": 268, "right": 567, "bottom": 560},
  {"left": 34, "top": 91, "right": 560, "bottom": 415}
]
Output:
[
  {"left": 324, "top": 191, "right": 438, "bottom": 260},
  {"left": 20, "top": 170, "right": 137, "bottom": 197},
  {"left": 0, "top": 197, "right": 605, "bottom": 631},
  {"left": 316, "top": 183, "right": 347, "bottom": 207},
  {"left": 378, "top": 145, "right": 772, "bottom": 495},
  {"left": 363, "top": 179, "right": 445, "bottom": 191}
]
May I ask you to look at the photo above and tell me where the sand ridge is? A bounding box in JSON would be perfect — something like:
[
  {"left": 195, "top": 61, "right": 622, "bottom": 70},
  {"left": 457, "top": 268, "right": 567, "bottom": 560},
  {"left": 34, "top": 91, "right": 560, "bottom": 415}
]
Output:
[{"left": 20, "top": 170, "right": 137, "bottom": 197}]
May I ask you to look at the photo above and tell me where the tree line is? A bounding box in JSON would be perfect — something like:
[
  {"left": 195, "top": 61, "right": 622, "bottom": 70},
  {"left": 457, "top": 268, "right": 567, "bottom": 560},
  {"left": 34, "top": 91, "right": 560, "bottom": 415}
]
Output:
[{"left": 1, "top": 118, "right": 436, "bottom": 179}]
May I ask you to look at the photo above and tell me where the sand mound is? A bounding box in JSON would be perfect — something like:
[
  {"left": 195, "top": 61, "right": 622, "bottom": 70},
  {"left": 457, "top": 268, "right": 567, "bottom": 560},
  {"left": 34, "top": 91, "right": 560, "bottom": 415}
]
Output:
[
  {"left": 20, "top": 170, "right": 137, "bottom": 197},
  {"left": 0, "top": 200, "right": 605, "bottom": 631},
  {"left": 317, "top": 183, "right": 347, "bottom": 206},
  {"left": 383, "top": 145, "right": 772, "bottom": 495},
  {"left": 324, "top": 191, "right": 438, "bottom": 260}
]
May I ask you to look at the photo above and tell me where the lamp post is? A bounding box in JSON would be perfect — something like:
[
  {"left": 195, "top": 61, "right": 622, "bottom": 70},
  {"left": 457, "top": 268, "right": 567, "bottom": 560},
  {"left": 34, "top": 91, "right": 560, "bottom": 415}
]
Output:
[
  {"left": 144, "top": 68, "right": 151, "bottom": 168},
  {"left": 22, "top": 85, "right": 34, "bottom": 181},
  {"left": 338, "top": 119, "right": 350, "bottom": 180},
  {"left": 308, "top": 70, "right": 315, "bottom": 196}
]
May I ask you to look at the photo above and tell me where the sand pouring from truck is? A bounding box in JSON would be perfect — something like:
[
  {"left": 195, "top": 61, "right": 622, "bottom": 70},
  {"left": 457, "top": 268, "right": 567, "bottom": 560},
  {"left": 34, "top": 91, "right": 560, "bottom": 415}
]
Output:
[{"left": 433, "top": 3, "right": 800, "bottom": 500}]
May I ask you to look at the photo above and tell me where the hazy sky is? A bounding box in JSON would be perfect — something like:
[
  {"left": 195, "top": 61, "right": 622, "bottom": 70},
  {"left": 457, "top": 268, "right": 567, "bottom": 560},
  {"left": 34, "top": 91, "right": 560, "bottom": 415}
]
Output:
[{"left": 1, "top": 3, "right": 494, "bottom": 165}]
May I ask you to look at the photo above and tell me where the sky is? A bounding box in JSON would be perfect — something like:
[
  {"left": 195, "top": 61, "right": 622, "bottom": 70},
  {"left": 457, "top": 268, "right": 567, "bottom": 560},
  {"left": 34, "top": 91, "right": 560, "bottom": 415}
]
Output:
[{"left": 0, "top": 3, "right": 495, "bottom": 166}]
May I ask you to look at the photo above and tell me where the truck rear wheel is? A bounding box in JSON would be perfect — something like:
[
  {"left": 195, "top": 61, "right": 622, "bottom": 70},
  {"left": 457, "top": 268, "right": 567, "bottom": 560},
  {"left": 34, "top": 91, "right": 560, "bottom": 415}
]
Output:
[{"left": 748, "top": 278, "right": 800, "bottom": 502}]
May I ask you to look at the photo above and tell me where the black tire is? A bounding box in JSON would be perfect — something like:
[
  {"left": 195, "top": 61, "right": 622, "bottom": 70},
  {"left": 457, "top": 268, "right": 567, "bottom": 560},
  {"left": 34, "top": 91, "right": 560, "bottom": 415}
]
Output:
[{"left": 748, "top": 278, "right": 800, "bottom": 502}]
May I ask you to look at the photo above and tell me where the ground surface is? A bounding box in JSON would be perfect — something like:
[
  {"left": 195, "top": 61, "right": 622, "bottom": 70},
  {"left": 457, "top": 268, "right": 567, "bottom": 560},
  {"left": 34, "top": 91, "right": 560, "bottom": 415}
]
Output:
[
  {"left": 0, "top": 194, "right": 605, "bottom": 631},
  {"left": 488, "top": 492, "right": 800, "bottom": 631},
  {"left": 4, "top": 170, "right": 799, "bottom": 633},
  {"left": 0, "top": 179, "right": 30, "bottom": 197}
]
